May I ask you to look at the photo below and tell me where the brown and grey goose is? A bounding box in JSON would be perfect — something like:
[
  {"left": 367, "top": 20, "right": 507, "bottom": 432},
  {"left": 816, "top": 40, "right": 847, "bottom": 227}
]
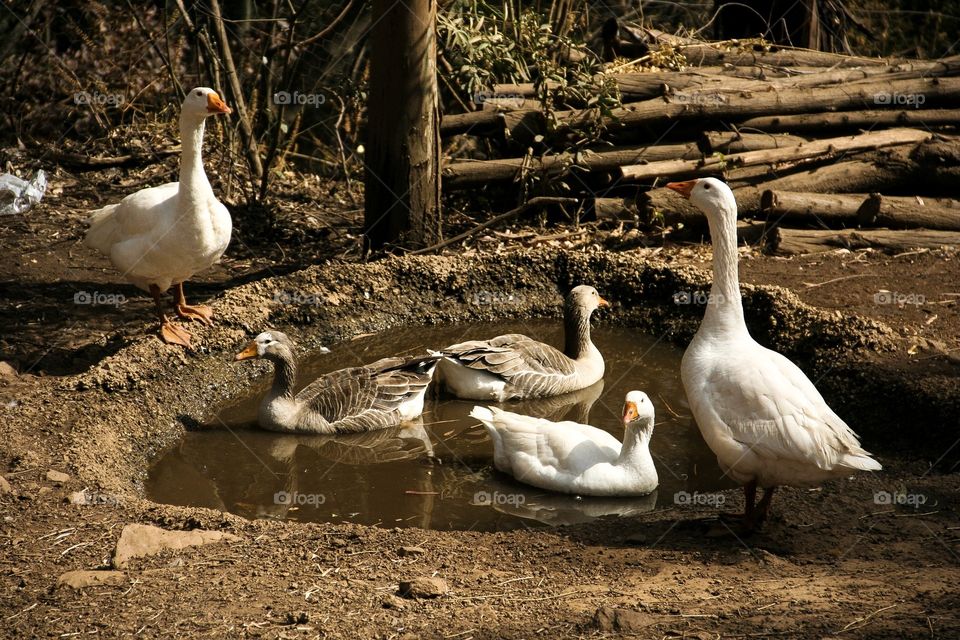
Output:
[
  {"left": 436, "top": 285, "right": 609, "bottom": 401},
  {"left": 235, "top": 331, "right": 440, "bottom": 434}
]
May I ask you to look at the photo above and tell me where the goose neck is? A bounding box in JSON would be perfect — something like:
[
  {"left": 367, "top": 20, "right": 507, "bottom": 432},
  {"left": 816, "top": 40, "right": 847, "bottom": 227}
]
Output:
[
  {"left": 702, "top": 198, "right": 747, "bottom": 334},
  {"left": 617, "top": 423, "right": 654, "bottom": 466},
  {"left": 178, "top": 114, "right": 211, "bottom": 199},
  {"left": 563, "top": 302, "right": 595, "bottom": 360},
  {"left": 265, "top": 348, "right": 297, "bottom": 400}
]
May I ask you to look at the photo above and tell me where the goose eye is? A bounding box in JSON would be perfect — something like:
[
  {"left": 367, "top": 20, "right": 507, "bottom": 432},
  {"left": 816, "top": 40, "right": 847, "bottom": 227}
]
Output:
[
  {"left": 195, "top": 90, "right": 202, "bottom": 96},
  {"left": 704, "top": 184, "right": 711, "bottom": 190}
]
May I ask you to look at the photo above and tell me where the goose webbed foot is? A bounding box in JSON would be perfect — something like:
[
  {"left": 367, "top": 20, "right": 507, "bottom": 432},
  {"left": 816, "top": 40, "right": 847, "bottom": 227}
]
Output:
[
  {"left": 174, "top": 303, "right": 214, "bottom": 325},
  {"left": 173, "top": 282, "right": 214, "bottom": 325},
  {"left": 159, "top": 319, "right": 193, "bottom": 348},
  {"left": 151, "top": 284, "right": 194, "bottom": 349}
]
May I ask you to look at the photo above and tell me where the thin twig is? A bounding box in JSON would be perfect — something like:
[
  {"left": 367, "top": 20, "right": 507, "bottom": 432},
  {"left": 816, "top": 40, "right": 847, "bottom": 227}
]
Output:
[
  {"left": 208, "top": 0, "right": 264, "bottom": 180},
  {"left": 409, "top": 197, "right": 578, "bottom": 255}
]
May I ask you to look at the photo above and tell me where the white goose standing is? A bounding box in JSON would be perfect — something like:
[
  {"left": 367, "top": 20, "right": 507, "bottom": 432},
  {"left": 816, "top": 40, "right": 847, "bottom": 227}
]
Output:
[
  {"left": 85, "top": 87, "right": 233, "bottom": 348},
  {"left": 667, "top": 177, "right": 881, "bottom": 529}
]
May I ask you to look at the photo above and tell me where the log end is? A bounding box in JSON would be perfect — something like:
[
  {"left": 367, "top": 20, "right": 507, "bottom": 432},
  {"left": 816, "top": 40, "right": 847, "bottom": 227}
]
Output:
[
  {"left": 856, "top": 192, "right": 883, "bottom": 227},
  {"left": 760, "top": 189, "right": 778, "bottom": 214}
]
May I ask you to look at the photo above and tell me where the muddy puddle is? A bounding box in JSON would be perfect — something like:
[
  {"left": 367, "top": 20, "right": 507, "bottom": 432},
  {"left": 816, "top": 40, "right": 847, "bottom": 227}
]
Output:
[{"left": 147, "top": 321, "right": 735, "bottom": 531}]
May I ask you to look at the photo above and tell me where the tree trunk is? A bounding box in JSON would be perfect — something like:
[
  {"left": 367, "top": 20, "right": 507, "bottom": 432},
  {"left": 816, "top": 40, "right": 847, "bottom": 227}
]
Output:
[
  {"left": 364, "top": 0, "right": 441, "bottom": 250},
  {"left": 761, "top": 191, "right": 874, "bottom": 225},
  {"left": 441, "top": 133, "right": 803, "bottom": 190},
  {"left": 856, "top": 193, "right": 960, "bottom": 230},
  {"left": 761, "top": 190, "right": 960, "bottom": 230},
  {"left": 493, "top": 77, "right": 960, "bottom": 145},
  {"left": 619, "top": 127, "right": 932, "bottom": 182},
  {"left": 738, "top": 108, "right": 960, "bottom": 134},
  {"left": 772, "top": 228, "right": 960, "bottom": 254},
  {"left": 640, "top": 145, "right": 926, "bottom": 227}
]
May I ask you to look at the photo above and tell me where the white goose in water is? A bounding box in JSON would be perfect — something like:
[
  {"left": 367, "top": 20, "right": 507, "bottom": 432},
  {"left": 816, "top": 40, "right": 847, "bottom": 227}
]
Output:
[
  {"left": 235, "top": 331, "right": 440, "bottom": 434},
  {"left": 85, "top": 88, "right": 233, "bottom": 348},
  {"left": 667, "top": 177, "right": 881, "bottom": 529},
  {"left": 470, "top": 390, "right": 658, "bottom": 496},
  {"left": 437, "top": 285, "right": 609, "bottom": 401}
]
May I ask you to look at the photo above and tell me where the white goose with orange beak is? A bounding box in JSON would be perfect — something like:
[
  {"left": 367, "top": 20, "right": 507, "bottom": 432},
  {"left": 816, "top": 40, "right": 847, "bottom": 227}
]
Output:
[
  {"left": 667, "top": 177, "right": 881, "bottom": 530},
  {"left": 470, "top": 390, "right": 659, "bottom": 496},
  {"left": 85, "top": 87, "right": 233, "bottom": 348}
]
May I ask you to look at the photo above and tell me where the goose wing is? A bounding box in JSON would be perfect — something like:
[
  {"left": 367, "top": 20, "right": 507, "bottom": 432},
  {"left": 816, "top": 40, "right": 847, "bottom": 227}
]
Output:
[
  {"left": 698, "top": 343, "right": 880, "bottom": 471},
  {"left": 472, "top": 407, "right": 620, "bottom": 474},
  {"left": 85, "top": 183, "right": 179, "bottom": 253},
  {"left": 296, "top": 356, "right": 439, "bottom": 432},
  {"left": 444, "top": 334, "right": 576, "bottom": 390}
]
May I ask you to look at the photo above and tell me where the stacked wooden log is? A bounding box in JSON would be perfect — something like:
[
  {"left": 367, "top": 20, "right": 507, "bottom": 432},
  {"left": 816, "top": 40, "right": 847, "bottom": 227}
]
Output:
[{"left": 439, "top": 32, "right": 960, "bottom": 255}]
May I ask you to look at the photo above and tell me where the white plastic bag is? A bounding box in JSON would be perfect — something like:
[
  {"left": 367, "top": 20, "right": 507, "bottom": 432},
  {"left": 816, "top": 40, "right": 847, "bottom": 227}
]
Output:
[{"left": 0, "top": 169, "right": 47, "bottom": 215}]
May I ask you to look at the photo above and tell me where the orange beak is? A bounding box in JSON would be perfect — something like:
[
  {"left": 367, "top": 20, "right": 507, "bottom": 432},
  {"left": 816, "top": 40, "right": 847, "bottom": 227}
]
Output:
[
  {"left": 622, "top": 401, "right": 639, "bottom": 424},
  {"left": 598, "top": 296, "right": 610, "bottom": 308},
  {"left": 207, "top": 92, "right": 232, "bottom": 115},
  {"left": 666, "top": 180, "right": 696, "bottom": 199},
  {"left": 234, "top": 341, "right": 258, "bottom": 361}
]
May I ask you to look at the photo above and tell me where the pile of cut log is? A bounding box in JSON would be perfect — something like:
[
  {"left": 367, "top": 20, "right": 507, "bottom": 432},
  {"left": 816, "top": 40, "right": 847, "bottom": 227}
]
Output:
[{"left": 439, "top": 29, "right": 960, "bottom": 255}]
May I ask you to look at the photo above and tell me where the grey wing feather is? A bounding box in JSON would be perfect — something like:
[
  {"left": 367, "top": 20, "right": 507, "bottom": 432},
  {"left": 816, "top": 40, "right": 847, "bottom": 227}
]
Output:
[
  {"left": 443, "top": 335, "right": 576, "bottom": 397},
  {"left": 296, "top": 356, "right": 439, "bottom": 433}
]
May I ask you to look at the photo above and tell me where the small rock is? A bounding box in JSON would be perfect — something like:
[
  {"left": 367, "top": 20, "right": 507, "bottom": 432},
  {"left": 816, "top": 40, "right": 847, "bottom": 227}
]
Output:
[
  {"left": 113, "top": 523, "right": 241, "bottom": 569},
  {"left": 593, "top": 606, "right": 653, "bottom": 633},
  {"left": 398, "top": 546, "right": 426, "bottom": 557},
  {"left": 381, "top": 594, "right": 407, "bottom": 610},
  {"left": 0, "top": 361, "right": 16, "bottom": 377},
  {"left": 0, "top": 475, "right": 11, "bottom": 494},
  {"left": 67, "top": 489, "right": 119, "bottom": 506},
  {"left": 398, "top": 576, "right": 448, "bottom": 599},
  {"left": 57, "top": 570, "right": 126, "bottom": 590},
  {"left": 46, "top": 470, "right": 70, "bottom": 483},
  {"left": 38, "top": 487, "right": 52, "bottom": 495}
]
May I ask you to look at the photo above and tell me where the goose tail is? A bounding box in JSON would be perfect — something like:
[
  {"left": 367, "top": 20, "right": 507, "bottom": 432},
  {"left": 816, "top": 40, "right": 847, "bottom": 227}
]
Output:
[
  {"left": 84, "top": 204, "right": 120, "bottom": 254},
  {"left": 840, "top": 452, "right": 882, "bottom": 472},
  {"left": 408, "top": 354, "right": 441, "bottom": 378},
  {"left": 469, "top": 405, "right": 496, "bottom": 427}
]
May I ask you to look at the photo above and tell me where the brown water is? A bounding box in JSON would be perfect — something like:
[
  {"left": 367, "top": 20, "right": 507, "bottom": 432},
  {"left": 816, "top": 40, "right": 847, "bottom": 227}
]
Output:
[{"left": 147, "top": 322, "right": 734, "bottom": 531}]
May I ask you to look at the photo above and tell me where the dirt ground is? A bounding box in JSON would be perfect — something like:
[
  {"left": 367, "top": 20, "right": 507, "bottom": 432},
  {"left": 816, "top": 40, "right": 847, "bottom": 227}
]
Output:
[{"left": 1, "top": 173, "right": 959, "bottom": 639}]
